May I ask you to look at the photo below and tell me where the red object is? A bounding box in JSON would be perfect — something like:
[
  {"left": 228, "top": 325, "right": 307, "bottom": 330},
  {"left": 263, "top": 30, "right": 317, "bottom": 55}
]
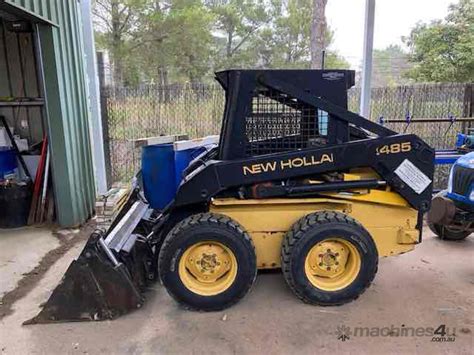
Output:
[{"left": 28, "top": 135, "right": 48, "bottom": 224}]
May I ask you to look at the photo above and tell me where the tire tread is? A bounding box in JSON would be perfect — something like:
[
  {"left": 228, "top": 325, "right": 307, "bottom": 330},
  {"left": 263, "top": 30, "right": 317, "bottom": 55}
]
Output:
[
  {"left": 158, "top": 212, "right": 257, "bottom": 311},
  {"left": 281, "top": 211, "right": 378, "bottom": 306}
]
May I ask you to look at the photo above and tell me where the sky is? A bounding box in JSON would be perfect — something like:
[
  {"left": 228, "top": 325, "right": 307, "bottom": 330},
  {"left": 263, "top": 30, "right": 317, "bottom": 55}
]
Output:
[{"left": 326, "top": 0, "right": 460, "bottom": 68}]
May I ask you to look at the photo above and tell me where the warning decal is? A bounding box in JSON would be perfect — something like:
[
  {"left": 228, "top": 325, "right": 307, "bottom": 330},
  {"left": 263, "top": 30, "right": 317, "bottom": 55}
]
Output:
[{"left": 394, "top": 159, "right": 432, "bottom": 194}]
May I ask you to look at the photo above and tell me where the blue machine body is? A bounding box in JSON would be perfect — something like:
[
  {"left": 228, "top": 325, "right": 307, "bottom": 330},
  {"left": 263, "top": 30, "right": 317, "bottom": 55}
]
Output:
[
  {"left": 434, "top": 134, "right": 474, "bottom": 165},
  {"left": 455, "top": 133, "right": 474, "bottom": 149},
  {"left": 446, "top": 152, "right": 474, "bottom": 207}
]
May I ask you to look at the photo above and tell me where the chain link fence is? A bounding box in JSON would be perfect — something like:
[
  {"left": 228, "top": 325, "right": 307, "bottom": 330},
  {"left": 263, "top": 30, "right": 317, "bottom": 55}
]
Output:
[
  {"left": 349, "top": 83, "right": 472, "bottom": 188},
  {"left": 103, "top": 82, "right": 473, "bottom": 188},
  {"left": 348, "top": 83, "right": 472, "bottom": 148},
  {"left": 104, "top": 84, "right": 224, "bottom": 182}
]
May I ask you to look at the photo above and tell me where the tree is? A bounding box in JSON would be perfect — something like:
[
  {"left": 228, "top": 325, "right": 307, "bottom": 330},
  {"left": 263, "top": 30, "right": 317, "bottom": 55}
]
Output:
[
  {"left": 207, "top": 0, "right": 271, "bottom": 68},
  {"left": 324, "top": 51, "right": 350, "bottom": 69},
  {"left": 93, "top": 0, "right": 350, "bottom": 85},
  {"left": 372, "top": 45, "right": 412, "bottom": 87},
  {"left": 137, "top": 0, "right": 214, "bottom": 84},
  {"left": 404, "top": 0, "right": 474, "bottom": 82},
  {"left": 94, "top": 0, "right": 214, "bottom": 85},
  {"left": 251, "top": 0, "right": 348, "bottom": 70},
  {"left": 164, "top": 2, "right": 214, "bottom": 83},
  {"left": 272, "top": 0, "right": 313, "bottom": 67},
  {"left": 93, "top": 0, "right": 146, "bottom": 85},
  {"left": 310, "top": 0, "right": 328, "bottom": 69}
]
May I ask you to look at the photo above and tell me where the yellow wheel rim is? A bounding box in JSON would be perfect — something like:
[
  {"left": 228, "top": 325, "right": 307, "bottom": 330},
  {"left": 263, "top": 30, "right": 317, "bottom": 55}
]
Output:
[
  {"left": 178, "top": 241, "right": 238, "bottom": 296},
  {"left": 304, "top": 238, "right": 361, "bottom": 291}
]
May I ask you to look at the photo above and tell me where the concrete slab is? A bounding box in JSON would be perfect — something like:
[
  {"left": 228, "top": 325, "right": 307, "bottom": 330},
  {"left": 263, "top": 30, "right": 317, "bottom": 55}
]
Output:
[
  {"left": 0, "top": 227, "right": 59, "bottom": 298},
  {"left": 0, "top": 228, "right": 472, "bottom": 354}
]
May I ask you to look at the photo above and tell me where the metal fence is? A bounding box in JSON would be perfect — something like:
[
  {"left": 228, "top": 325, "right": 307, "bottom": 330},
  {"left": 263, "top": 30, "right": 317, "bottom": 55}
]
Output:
[
  {"left": 103, "top": 84, "right": 224, "bottom": 182},
  {"left": 103, "top": 82, "right": 473, "bottom": 187},
  {"left": 348, "top": 83, "right": 472, "bottom": 149},
  {"left": 356, "top": 83, "right": 473, "bottom": 188}
]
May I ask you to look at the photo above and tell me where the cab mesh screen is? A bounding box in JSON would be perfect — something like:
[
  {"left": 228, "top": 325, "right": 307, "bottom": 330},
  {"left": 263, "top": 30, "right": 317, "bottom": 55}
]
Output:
[{"left": 245, "top": 89, "right": 328, "bottom": 156}]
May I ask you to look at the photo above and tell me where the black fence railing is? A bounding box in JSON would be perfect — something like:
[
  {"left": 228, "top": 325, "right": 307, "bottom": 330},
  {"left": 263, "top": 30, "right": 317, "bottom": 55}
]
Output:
[{"left": 102, "top": 82, "right": 473, "bottom": 187}]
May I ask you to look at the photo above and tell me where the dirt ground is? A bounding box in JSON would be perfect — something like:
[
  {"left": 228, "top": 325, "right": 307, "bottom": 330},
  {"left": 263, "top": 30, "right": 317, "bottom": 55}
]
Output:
[
  {"left": 0, "top": 227, "right": 59, "bottom": 298},
  {"left": 0, "top": 227, "right": 472, "bottom": 355}
]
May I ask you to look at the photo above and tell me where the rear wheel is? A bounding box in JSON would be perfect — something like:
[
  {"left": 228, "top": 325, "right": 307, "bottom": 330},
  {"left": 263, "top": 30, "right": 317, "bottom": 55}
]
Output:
[
  {"left": 428, "top": 223, "right": 471, "bottom": 241},
  {"left": 281, "top": 211, "right": 378, "bottom": 306},
  {"left": 158, "top": 213, "right": 257, "bottom": 311}
]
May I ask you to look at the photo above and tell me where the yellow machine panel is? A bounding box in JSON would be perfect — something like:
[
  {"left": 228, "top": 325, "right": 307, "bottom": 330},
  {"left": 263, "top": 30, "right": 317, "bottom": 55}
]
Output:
[{"left": 210, "top": 190, "right": 419, "bottom": 269}]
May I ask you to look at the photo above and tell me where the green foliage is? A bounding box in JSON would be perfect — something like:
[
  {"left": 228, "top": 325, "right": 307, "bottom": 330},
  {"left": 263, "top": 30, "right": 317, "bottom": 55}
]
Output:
[
  {"left": 404, "top": 0, "right": 474, "bottom": 82},
  {"left": 372, "top": 45, "right": 412, "bottom": 87},
  {"left": 209, "top": 0, "right": 271, "bottom": 68},
  {"left": 248, "top": 0, "right": 349, "bottom": 69},
  {"left": 93, "top": 0, "right": 349, "bottom": 85},
  {"left": 138, "top": 0, "right": 215, "bottom": 83},
  {"left": 167, "top": 5, "right": 215, "bottom": 82},
  {"left": 271, "top": 0, "right": 312, "bottom": 66},
  {"left": 93, "top": 0, "right": 149, "bottom": 84},
  {"left": 324, "top": 52, "right": 350, "bottom": 70}
]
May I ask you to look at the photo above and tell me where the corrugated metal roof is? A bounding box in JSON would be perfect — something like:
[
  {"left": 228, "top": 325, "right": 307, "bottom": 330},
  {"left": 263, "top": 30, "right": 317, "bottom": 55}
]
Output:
[
  {"left": 0, "top": 0, "right": 56, "bottom": 25},
  {"left": 4, "top": 0, "right": 95, "bottom": 227}
]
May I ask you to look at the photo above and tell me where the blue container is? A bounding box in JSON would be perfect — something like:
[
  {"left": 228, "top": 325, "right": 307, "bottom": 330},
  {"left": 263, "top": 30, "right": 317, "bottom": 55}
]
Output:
[
  {"left": 141, "top": 144, "right": 176, "bottom": 210},
  {"left": 174, "top": 147, "right": 206, "bottom": 188},
  {"left": 456, "top": 133, "right": 465, "bottom": 148},
  {"left": 0, "top": 147, "right": 17, "bottom": 179}
]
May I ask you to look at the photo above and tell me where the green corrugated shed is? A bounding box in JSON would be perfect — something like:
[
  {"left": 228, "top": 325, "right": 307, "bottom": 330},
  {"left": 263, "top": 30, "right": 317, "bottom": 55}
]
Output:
[{"left": 2, "top": 0, "right": 95, "bottom": 227}]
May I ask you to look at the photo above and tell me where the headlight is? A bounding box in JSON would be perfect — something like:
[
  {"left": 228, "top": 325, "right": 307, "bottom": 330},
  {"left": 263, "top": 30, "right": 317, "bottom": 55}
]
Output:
[
  {"left": 470, "top": 188, "right": 474, "bottom": 201},
  {"left": 447, "top": 168, "right": 454, "bottom": 193}
]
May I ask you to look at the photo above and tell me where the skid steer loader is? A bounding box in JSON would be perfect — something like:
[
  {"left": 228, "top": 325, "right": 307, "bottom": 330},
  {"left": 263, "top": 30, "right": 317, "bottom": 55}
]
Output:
[{"left": 27, "top": 69, "right": 434, "bottom": 323}]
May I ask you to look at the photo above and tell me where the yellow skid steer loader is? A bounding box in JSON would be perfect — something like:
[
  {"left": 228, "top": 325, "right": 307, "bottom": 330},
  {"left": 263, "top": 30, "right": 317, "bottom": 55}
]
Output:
[{"left": 27, "top": 70, "right": 434, "bottom": 323}]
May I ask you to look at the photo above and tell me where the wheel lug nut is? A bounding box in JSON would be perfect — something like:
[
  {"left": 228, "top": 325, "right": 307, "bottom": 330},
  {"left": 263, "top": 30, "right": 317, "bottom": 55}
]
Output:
[
  {"left": 335, "top": 253, "right": 339, "bottom": 257},
  {"left": 326, "top": 267, "right": 331, "bottom": 271},
  {"left": 335, "top": 262, "right": 339, "bottom": 265},
  {"left": 327, "top": 249, "right": 331, "bottom": 252},
  {"left": 318, "top": 254, "right": 323, "bottom": 257},
  {"left": 319, "top": 262, "right": 323, "bottom": 266}
]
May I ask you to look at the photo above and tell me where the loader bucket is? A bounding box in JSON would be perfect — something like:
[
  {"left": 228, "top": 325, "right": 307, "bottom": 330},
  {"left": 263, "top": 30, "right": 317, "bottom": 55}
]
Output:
[{"left": 25, "top": 199, "right": 155, "bottom": 324}]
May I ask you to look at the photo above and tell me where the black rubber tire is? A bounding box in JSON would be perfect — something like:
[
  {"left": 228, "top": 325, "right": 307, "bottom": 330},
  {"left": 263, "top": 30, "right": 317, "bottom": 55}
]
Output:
[
  {"left": 428, "top": 223, "right": 471, "bottom": 241},
  {"left": 281, "top": 211, "right": 378, "bottom": 306},
  {"left": 158, "top": 213, "right": 257, "bottom": 311}
]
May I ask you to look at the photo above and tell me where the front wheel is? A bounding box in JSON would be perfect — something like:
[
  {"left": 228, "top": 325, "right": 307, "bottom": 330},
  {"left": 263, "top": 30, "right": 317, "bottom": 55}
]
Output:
[
  {"left": 428, "top": 223, "right": 471, "bottom": 241},
  {"left": 281, "top": 211, "right": 378, "bottom": 306},
  {"left": 158, "top": 213, "right": 257, "bottom": 311}
]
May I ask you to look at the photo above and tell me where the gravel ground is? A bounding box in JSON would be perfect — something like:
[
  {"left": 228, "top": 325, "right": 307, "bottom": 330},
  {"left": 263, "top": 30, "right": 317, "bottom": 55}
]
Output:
[{"left": 0, "top": 227, "right": 472, "bottom": 354}]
